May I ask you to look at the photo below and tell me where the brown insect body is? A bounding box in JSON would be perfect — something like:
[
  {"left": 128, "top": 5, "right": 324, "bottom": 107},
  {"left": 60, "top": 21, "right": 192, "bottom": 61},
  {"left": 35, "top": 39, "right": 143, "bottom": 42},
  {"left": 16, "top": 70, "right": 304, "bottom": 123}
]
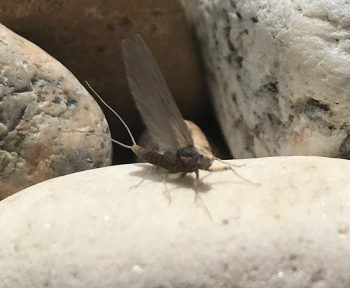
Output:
[{"left": 131, "top": 144, "right": 213, "bottom": 175}]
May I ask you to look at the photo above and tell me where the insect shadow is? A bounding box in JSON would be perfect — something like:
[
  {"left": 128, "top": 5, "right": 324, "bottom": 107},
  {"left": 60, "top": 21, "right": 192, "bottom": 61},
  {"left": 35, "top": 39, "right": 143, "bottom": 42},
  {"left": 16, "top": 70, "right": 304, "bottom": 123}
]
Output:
[
  {"left": 130, "top": 163, "right": 213, "bottom": 194},
  {"left": 130, "top": 163, "right": 216, "bottom": 218}
]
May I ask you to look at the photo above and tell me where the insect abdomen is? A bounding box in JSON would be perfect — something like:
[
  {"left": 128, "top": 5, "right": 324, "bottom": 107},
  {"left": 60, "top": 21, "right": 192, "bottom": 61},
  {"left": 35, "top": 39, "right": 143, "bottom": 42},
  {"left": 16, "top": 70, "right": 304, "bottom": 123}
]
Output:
[{"left": 131, "top": 144, "right": 177, "bottom": 172}]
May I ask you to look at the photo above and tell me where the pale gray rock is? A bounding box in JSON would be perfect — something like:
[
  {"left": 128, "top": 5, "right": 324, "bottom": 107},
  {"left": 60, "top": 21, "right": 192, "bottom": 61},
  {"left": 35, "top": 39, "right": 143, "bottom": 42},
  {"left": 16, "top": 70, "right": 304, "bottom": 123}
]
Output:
[
  {"left": 0, "top": 23, "right": 112, "bottom": 199},
  {"left": 0, "top": 157, "right": 350, "bottom": 287},
  {"left": 182, "top": 0, "right": 350, "bottom": 159}
]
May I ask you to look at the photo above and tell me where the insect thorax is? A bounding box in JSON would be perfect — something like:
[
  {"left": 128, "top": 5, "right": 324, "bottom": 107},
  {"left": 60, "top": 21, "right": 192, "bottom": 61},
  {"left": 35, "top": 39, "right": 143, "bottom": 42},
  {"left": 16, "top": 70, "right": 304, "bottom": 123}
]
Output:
[{"left": 174, "top": 145, "right": 213, "bottom": 172}]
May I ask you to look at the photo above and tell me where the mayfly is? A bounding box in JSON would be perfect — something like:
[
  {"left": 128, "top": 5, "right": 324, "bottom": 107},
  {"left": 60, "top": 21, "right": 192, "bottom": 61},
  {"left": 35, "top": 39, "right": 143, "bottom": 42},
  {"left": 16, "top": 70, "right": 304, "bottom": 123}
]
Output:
[{"left": 87, "top": 34, "right": 248, "bottom": 184}]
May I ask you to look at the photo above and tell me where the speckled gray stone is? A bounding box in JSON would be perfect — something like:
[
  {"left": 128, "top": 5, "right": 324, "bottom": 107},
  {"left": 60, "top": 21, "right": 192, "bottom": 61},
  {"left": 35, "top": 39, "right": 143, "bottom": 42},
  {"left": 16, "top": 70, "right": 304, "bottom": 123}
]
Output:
[
  {"left": 0, "top": 23, "right": 112, "bottom": 199},
  {"left": 182, "top": 0, "right": 350, "bottom": 159}
]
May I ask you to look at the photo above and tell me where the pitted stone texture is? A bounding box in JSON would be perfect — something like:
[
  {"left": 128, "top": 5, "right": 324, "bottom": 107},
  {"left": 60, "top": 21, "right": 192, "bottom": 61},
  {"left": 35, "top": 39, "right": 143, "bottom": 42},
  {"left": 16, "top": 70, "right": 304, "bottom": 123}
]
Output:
[
  {"left": 0, "top": 157, "right": 350, "bottom": 287},
  {"left": 182, "top": 0, "right": 350, "bottom": 159},
  {"left": 0, "top": 23, "right": 112, "bottom": 199}
]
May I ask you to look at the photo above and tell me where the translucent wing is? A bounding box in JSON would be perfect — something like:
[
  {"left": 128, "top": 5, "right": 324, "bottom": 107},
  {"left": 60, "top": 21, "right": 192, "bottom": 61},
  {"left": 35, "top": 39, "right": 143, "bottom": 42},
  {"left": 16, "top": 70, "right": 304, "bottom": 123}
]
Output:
[{"left": 122, "top": 35, "right": 194, "bottom": 152}]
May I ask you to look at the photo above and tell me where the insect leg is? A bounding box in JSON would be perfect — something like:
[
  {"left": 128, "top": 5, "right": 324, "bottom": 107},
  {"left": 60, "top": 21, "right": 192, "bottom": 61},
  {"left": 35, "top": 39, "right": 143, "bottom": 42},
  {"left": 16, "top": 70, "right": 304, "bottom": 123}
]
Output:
[
  {"left": 130, "top": 165, "right": 155, "bottom": 190},
  {"left": 162, "top": 174, "right": 171, "bottom": 205},
  {"left": 192, "top": 184, "right": 212, "bottom": 220},
  {"left": 195, "top": 169, "right": 200, "bottom": 186}
]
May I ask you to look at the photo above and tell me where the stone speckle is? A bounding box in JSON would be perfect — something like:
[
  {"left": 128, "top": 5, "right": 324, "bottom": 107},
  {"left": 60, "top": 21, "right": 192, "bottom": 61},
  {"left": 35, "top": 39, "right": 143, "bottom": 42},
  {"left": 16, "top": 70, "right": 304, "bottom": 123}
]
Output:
[
  {"left": 0, "top": 24, "right": 112, "bottom": 199},
  {"left": 182, "top": 0, "right": 350, "bottom": 158}
]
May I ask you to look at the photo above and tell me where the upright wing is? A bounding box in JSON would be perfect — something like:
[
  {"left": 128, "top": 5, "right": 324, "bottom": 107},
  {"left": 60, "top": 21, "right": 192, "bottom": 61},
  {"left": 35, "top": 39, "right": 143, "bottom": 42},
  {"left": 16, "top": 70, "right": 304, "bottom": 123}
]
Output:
[{"left": 122, "top": 35, "right": 193, "bottom": 152}]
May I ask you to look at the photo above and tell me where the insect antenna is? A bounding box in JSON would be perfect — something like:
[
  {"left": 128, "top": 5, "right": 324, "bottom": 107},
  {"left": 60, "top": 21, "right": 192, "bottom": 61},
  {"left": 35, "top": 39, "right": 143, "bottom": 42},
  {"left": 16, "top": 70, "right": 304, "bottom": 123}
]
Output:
[{"left": 85, "top": 81, "right": 136, "bottom": 149}]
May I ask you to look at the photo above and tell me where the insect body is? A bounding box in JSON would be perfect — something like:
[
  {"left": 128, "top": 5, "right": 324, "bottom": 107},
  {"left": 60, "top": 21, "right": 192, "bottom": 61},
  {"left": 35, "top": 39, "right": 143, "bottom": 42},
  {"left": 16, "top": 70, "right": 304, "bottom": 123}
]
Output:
[
  {"left": 87, "top": 35, "right": 241, "bottom": 183},
  {"left": 132, "top": 144, "right": 212, "bottom": 175}
]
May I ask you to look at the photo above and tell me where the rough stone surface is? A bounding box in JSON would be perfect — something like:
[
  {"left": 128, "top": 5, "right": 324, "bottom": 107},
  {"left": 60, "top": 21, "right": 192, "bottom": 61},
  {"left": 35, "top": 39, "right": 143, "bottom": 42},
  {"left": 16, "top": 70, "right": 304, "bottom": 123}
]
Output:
[
  {"left": 0, "top": 24, "right": 112, "bottom": 199},
  {"left": 0, "top": 0, "right": 210, "bottom": 164},
  {"left": 182, "top": 0, "right": 350, "bottom": 159},
  {"left": 0, "top": 156, "right": 350, "bottom": 288}
]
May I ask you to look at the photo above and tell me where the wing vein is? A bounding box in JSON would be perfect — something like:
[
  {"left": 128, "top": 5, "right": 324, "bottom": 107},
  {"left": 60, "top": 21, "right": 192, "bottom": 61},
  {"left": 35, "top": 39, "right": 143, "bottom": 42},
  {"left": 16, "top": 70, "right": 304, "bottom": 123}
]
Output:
[{"left": 122, "top": 35, "right": 193, "bottom": 151}]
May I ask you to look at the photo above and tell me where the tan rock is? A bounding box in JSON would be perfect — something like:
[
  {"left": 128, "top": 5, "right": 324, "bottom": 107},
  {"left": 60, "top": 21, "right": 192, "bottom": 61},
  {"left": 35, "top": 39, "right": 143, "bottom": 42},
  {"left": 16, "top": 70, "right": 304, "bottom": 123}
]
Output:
[
  {"left": 0, "top": 0, "right": 209, "bottom": 163},
  {"left": 1, "top": 157, "right": 350, "bottom": 287},
  {"left": 0, "top": 24, "right": 112, "bottom": 199}
]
